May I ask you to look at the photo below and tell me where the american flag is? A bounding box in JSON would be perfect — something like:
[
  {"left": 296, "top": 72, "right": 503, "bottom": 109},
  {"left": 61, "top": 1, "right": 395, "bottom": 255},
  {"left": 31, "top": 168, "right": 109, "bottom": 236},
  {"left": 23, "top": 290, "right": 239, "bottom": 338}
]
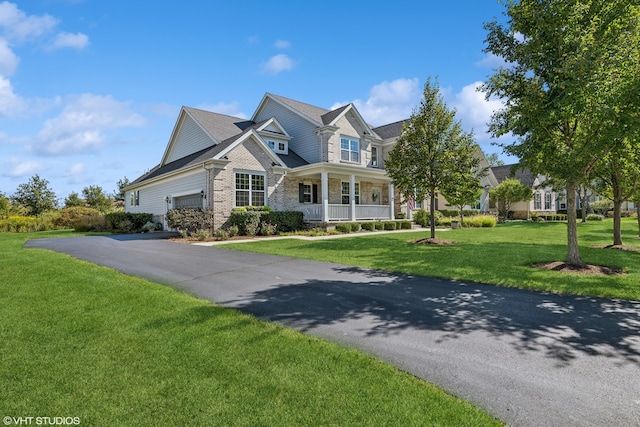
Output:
[{"left": 407, "top": 196, "right": 415, "bottom": 211}]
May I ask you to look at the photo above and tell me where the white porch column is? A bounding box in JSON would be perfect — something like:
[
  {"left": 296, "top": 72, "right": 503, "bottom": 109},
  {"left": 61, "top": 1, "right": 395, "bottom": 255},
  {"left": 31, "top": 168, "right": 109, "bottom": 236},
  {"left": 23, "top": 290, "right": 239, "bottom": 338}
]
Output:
[
  {"left": 321, "top": 170, "right": 329, "bottom": 222},
  {"left": 350, "top": 174, "right": 356, "bottom": 221},
  {"left": 388, "top": 183, "right": 395, "bottom": 219}
]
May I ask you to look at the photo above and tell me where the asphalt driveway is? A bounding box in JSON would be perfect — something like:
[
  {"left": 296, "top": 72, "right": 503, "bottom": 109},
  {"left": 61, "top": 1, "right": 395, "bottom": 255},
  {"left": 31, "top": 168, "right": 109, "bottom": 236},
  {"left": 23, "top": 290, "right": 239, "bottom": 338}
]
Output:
[{"left": 26, "top": 234, "right": 640, "bottom": 427}]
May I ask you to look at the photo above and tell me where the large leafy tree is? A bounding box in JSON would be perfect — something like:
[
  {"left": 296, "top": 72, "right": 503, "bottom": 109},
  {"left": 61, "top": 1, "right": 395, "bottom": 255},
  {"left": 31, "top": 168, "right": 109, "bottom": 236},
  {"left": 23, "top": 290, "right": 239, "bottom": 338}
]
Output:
[
  {"left": 489, "top": 178, "right": 532, "bottom": 220},
  {"left": 482, "top": 0, "right": 640, "bottom": 266},
  {"left": 386, "top": 78, "right": 477, "bottom": 240},
  {"left": 64, "top": 191, "right": 85, "bottom": 208},
  {"left": 82, "top": 185, "right": 113, "bottom": 214},
  {"left": 11, "top": 175, "right": 58, "bottom": 216},
  {"left": 440, "top": 154, "right": 486, "bottom": 227},
  {"left": 591, "top": 138, "right": 640, "bottom": 246}
]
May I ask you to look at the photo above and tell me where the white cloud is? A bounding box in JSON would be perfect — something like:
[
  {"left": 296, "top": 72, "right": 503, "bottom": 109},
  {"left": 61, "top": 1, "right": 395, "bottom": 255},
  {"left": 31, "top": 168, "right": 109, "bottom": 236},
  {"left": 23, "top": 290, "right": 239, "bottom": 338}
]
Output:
[
  {"left": 0, "top": 37, "right": 18, "bottom": 75},
  {"left": 449, "top": 81, "right": 504, "bottom": 143},
  {"left": 332, "top": 78, "right": 421, "bottom": 127},
  {"left": 0, "top": 1, "right": 58, "bottom": 43},
  {"left": 33, "top": 94, "right": 147, "bottom": 156},
  {"left": 48, "top": 31, "right": 89, "bottom": 50},
  {"left": 0, "top": 75, "right": 26, "bottom": 116},
  {"left": 261, "top": 54, "right": 295, "bottom": 75},
  {"left": 274, "top": 39, "right": 290, "bottom": 49},
  {"left": 3, "top": 157, "right": 44, "bottom": 177}
]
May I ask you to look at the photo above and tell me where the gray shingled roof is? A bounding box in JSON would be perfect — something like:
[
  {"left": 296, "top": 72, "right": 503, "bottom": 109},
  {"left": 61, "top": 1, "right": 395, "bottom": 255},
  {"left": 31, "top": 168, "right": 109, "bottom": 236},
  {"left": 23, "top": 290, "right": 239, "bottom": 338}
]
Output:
[
  {"left": 321, "top": 104, "right": 350, "bottom": 125},
  {"left": 184, "top": 107, "right": 251, "bottom": 143},
  {"left": 490, "top": 164, "right": 536, "bottom": 187},
  {"left": 372, "top": 120, "right": 406, "bottom": 140},
  {"left": 267, "top": 93, "right": 330, "bottom": 124}
]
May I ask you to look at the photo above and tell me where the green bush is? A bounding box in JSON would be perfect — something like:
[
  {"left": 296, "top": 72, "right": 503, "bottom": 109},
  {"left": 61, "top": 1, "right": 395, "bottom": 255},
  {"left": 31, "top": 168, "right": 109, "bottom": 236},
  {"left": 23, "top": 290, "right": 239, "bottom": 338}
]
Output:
[
  {"left": 106, "top": 212, "right": 154, "bottom": 233},
  {"left": 214, "top": 228, "right": 229, "bottom": 240},
  {"left": 351, "top": 222, "right": 362, "bottom": 232},
  {"left": 413, "top": 209, "right": 444, "bottom": 227},
  {"left": 399, "top": 220, "right": 413, "bottom": 230},
  {"left": 54, "top": 207, "right": 101, "bottom": 229},
  {"left": 73, "top": 215, "right": 107, "bottom": 232},
  {"left": 374, "top": 222, "right": 385, "bottom": 230},
  {"left": 266, "top": 211, "right": 304, "bottom": 232},
  {"left": 361, "top": 222, "right": 376, "bottom": 231},
  {"left": 0, "top": 215, "right": 40, "bottom": 233},
  {"left": 586, "top": 214, "right": 604, "bottom": 221},
  {"left": 383, "top": 221, "right": 397, "bottom": 230},
  {"left": 335, "top": 223, "right": 352, "bottom": 233},
  {"left": 229, "top": 211, "right": 265, "bottom": 236},
  {"left": 463, "top": 215, "right": 497, "bottom": 228}
]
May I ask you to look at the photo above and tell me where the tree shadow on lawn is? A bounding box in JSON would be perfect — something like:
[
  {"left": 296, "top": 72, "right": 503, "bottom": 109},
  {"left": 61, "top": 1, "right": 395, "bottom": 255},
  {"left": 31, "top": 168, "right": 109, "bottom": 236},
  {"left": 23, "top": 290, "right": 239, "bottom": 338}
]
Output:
[{"left": 225, "top": 265, "right": 640, "bottom": 368}]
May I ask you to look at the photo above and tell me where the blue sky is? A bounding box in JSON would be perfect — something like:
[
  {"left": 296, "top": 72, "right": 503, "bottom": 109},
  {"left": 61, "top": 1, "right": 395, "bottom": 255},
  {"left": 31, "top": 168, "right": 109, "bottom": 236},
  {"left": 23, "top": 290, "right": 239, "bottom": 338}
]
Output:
[{"left": 0, "top": 0, "right": 513, "bottom": 200}]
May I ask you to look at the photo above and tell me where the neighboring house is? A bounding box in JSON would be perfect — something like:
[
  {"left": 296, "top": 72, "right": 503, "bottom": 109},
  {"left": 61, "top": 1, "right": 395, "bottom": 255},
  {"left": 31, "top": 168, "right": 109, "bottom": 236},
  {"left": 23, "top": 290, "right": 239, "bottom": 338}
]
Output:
[
  {"left": 489, "top": 164, "right": 553, "bottom": 219},
  {"left": 487, "top": 164, "right": 640, "bottom": 218},
  {"left": 126, "top": 93, "right": 406, "bottom": 230}
]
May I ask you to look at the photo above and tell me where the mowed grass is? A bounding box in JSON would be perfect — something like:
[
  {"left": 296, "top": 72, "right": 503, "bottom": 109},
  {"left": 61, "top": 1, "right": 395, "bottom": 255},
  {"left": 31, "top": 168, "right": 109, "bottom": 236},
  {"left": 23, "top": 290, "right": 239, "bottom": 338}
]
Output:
[
  {"left": 0, "top": 231, "right": 501, "bottom": 426},
  {"left": 224, "top": 219, "right": 640, "bottom": 301}
]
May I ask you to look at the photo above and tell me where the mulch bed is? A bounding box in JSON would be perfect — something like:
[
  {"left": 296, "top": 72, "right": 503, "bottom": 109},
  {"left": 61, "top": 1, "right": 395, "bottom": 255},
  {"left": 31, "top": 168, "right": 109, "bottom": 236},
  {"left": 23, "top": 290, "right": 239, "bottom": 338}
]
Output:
[
  {"left": 531, "top": 261, "right": 627, "bottom": 276},
  {"left": 410, "top": 237, "right": 455, "bottom": 245}
]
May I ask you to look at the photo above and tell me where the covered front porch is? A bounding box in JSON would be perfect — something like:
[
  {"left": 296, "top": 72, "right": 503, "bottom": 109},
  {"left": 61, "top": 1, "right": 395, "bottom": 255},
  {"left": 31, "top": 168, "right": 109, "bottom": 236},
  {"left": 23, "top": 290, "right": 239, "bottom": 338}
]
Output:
[{"left": 286, "top": 163, "right": 395, "bottom": 222}]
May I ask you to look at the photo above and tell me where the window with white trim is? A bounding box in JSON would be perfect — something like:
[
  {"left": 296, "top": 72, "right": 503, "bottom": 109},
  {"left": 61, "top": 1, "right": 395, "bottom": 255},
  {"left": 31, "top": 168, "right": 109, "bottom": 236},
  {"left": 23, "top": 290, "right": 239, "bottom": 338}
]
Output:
[
  {"left": 266, "top": 140, "right": 287, "bottom": 154},
  {"left": 544, "top": 193, "right": 552, "bottom": 210},
  {"left": 302, "top": 183, "right": 312, "bottom": 203},
  {"left": 129, "top": 191, "right": 140, "bottom": 206},
  {"left": 235, "top": 172, "right": 265, "bottom": 207},
  {"left": 340, "top": 137, "right": 360, "bottom": 163},
  {"left": 534, "top": 192, "right": 542, "bottom": 210},
  {"left": 341, "top": 182, "right": 360, "bottom": 205},
  {"left": 371, "top": 146, "right": 379, "bottom": 167}
]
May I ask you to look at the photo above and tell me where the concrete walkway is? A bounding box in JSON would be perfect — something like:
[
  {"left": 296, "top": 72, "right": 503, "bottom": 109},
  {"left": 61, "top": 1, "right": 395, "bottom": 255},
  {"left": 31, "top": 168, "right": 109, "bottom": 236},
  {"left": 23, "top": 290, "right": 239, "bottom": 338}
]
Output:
[{"left": 25, "top": 234, "right": 640, "bottom": 427}]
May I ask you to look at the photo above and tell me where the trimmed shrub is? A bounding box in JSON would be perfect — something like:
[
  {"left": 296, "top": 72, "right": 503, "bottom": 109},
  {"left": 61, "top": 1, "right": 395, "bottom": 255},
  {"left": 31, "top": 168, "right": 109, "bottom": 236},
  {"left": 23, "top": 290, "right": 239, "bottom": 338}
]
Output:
[
  {"left": 214, "top": 228, "right": 229, "bottom": 240},
  {"left": 106, "top": 212, "right": 154, "bottom": 233},
  {"left": 335, "top": 223, "right": 352, "bottom": 233},
  {"left": 399, "top": 220, "right": 413, "bottom": 230},
  {"left": 260, "top": 221, "right": 277, "bottom": 236},
  {"left": 361, "top": 222, "right": 376, "bottom": 231},
  {"left": 166, "top": 209, "right": 214, "bottom": 233},
  {"left": 374, "top": 222, "right": 385, "bottom": 230},
  {"left": 266, "top": 211, "right": 304, "bottom": 232},
  {"left": 383, "top": 221, "right": 397, "bottom": 230},
  {"left": 226, "top": 225, "right": 239, "bottom": 237},
  {"left": 586, "top": 214, "right": 604, "bottom": 221},
  {"left": 229, "top": 210, "right": 264, "bottom": 236},
  {"left": 350, "top": 222, "right": 361, "bottom": 232}
]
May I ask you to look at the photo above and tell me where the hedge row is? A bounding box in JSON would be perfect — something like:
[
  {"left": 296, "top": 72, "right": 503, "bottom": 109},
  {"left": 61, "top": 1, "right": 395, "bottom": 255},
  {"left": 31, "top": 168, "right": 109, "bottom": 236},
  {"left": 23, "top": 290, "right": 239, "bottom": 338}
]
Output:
[
  {"left": 228, "top": 210, "right": 304, "bottom": 236},
  {"left": 335, "top": 220, "right": 412, "bottom": 233}
]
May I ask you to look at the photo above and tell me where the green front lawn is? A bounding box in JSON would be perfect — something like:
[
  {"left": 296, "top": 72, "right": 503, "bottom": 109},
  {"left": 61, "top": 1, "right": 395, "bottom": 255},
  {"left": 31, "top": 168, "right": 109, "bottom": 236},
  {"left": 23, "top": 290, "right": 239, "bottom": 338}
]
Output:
[
  {"left": 224, "top": 219, "right": 640, "bottom": 301},
  {"left": 0, "top": 231, "right": 501, "bottom": 426}
]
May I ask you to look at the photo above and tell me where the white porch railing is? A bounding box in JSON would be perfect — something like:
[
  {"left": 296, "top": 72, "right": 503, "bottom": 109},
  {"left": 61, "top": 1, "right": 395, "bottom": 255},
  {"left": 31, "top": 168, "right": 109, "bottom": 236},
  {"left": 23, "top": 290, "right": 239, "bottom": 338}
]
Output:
[{"left": 292, "top": 204, "right": 391, "bottom": 221}]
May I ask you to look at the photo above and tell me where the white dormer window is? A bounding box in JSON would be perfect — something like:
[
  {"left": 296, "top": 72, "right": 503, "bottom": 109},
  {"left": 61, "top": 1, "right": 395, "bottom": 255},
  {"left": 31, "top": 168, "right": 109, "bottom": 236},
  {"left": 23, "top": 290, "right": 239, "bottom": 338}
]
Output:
[{"left": 267, "top": 140, "right": 287, "bottom": 154}]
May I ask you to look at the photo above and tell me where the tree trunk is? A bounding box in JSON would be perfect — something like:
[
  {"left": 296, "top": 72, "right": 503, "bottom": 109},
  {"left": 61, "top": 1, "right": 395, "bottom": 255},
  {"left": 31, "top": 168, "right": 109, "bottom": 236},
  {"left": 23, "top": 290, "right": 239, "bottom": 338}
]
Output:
[
  {"left": 612, "top": 199, "right": 623, "bottom": 246},
  {"left": 429, "top": 192, "right": 436, "bottom": 239},
  {"left": 459, "top": 206, "right": 465, "bottom": 227},
  {"left": 580, "top": 195, "right": 588, "bottom": 223},
  {"left": 565, "top": 181, "right": 585, "bottom": 267},
  {"left": 636, "top": 201, "right": 640, "bottom": 237}
]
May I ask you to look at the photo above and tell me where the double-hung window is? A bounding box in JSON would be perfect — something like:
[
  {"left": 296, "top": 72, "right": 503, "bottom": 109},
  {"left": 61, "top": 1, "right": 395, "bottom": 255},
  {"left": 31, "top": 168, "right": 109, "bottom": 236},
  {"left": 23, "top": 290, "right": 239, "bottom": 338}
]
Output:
[
  {"left": 544, "top": 193, "right": 552, "bottom": 210},
  {"left": 235, "top": 172, "right": 265, "bottom": 207},
  {"left": 341, "top": 182, "right": 360, "bottom": 205},
  {"left": 371, "top": 146, "right": 378, "bottom": 167},
  {"left": 534, "top": 193, "right": 542, "bottom": 210},
  {"left": 341, "top": 137, "right": 360, "bottom": 163}
]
